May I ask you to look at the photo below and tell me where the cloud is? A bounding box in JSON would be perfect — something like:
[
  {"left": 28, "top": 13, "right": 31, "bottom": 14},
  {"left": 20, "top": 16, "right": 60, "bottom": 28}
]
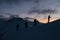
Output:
[
  {"left": 28, "top": 9, "right": 57, "bottom": 14},
  {"left": 0, "top": 0, "right": 20, "bottom": 4},
  {"left": 0, "top": 0, "right": 42, "bottom": 3},
  {"left": 0, "top": 0, "right": 34, "bottom": 5},
  {"left": 0, "top": 15, "right": 4, "bottom": 18},
  {"left": 24, "top": 17, "right": 34, "bottom": 20},
  {"left": 40, "top": 9, "right": 57, "bottom": 14},
  {"left": 23, "top": 17, "right": 34, "bottom": 21}
]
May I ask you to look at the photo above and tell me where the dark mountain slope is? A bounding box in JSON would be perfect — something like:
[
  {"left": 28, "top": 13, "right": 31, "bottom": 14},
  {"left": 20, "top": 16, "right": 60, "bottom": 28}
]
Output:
[{"left": 0, "top": 17, "right": 60, "bottom": 40}]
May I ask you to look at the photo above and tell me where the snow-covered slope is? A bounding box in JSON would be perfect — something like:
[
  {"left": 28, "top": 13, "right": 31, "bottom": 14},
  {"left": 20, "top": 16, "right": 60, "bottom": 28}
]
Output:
[{"left": 0, "top": 17, "right": 60, "bottom": 40}]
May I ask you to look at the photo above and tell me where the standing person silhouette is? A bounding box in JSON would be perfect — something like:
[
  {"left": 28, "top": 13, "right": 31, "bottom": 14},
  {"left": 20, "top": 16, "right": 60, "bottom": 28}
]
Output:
[
  {"left": 16, "top": 24, "right": 19, "bottom": 31},
  {"left": 34, "top": 19, "right": 37, "bottom": 26},
  {"left": 48, "top": 15, "right": 51, "bottom": 23},
  {"left": 25, "top": 22, "right": 28, "bottom": 28}
]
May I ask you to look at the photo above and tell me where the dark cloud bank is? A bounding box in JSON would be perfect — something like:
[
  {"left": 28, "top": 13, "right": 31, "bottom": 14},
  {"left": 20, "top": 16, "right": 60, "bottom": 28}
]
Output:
[
  {"left": 28, "top": 9, "right": 57, "bottom": 14},
  {"left": 0, "top": 0, "right": 58, "bottom": 16}
]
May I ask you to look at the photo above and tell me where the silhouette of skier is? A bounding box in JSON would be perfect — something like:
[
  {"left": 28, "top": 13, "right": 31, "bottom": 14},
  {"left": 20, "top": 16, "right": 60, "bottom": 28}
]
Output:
[
  {"left": 48, "top": 15, "right": 51, "bottom": 23},
  {"left": 25, "top": 22, "right": 28, "bottom": 28},
  {"left": 34, "top": 19, "right": 37, "bottom": 26},
  {"left": 16, "top": 24, "right": 19, "bottom": 31}
]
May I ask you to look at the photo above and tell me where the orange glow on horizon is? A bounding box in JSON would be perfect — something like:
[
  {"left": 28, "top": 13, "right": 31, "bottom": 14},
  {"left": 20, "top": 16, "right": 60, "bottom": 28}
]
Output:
[
  {"left": 37, "top": 17, "right": 58, "bottom": 23},
  {"left": 38, "top": 19, "right": 48, "bottom": 23}
]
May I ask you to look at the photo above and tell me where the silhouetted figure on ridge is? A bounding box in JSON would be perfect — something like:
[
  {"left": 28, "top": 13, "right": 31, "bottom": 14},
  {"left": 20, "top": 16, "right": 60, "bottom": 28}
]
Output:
[
  {"left": 25, "top": 22, "right": 28, "bottom": 28},
  {"left": 34, "top": 19, "right": 37, "bottom": 26},
  {"left": 48, "top": 15, "right": 51, "bottom": 23},
  {"left": 16, "top": 24, "right": 19, "bottom": 31}
]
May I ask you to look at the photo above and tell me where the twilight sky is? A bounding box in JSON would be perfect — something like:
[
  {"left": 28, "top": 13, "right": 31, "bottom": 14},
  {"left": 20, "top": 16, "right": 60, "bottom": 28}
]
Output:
[{"left": 0, "top": 0, "right": 60, "bottom": 23}]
